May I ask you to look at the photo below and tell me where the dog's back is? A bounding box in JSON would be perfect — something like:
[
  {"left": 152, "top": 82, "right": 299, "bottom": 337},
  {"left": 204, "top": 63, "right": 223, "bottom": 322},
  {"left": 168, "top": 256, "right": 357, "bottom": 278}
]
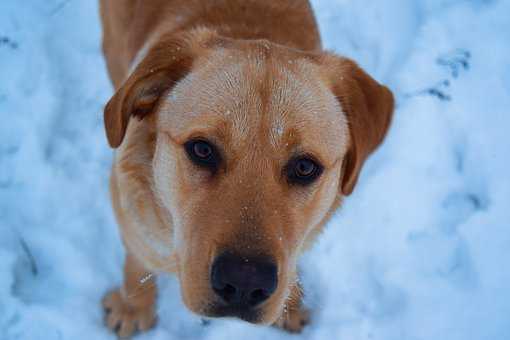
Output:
[{"left": 100, "top": 0, "right": 321, "bottom": 87}]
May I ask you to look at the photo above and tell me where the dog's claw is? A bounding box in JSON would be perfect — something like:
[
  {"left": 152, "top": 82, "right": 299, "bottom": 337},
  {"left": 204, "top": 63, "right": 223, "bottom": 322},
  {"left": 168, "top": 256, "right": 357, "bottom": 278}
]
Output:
[
  {"left": 274, "top": 306, "right": 310, "bottom": 333},
  {"left": 102, "top": 289, "right": 156, "bottom": 338}
]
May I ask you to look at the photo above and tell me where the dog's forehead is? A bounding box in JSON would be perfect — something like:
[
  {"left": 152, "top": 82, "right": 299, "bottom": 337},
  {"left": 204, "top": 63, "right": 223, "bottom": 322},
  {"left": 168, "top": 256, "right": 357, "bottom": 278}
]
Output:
[
  {"left": 265, "top": 59, "right": 348, "bottom": 160},
  {"left": 158, "top": 48, "right": 349, "bottom": 162},
  {"left": 158, "top": 51, "right": 252, "bottom": 136}
]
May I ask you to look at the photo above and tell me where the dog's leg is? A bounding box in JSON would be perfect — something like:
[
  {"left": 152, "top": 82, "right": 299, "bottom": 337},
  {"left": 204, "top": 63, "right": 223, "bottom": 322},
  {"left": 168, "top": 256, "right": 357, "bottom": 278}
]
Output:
[
  {"left": 103, "top": 254, "right": 157, "bottom": 337},
  {"left": 273, "top": 282, "right": 310, "bottom": 333}
]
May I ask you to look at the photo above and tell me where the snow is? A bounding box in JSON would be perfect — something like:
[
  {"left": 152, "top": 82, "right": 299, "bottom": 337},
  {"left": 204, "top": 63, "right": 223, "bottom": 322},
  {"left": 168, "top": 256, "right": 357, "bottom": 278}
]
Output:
[{"left": 1, "top": 0, "right": 509, "bottom": 339}]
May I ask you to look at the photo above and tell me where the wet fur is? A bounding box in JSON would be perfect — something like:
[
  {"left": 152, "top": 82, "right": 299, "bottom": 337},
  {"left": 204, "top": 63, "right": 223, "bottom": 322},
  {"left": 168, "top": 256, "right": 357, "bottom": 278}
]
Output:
[{"left": 100, "top": 0, "right": 394, "bottom": 336}]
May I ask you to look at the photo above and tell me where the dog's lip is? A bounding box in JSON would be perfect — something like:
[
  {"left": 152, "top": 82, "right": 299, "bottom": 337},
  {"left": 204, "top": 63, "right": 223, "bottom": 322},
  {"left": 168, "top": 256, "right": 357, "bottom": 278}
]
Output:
[{"left": 201, "top": 303, "right": 263, "bottom": 323}]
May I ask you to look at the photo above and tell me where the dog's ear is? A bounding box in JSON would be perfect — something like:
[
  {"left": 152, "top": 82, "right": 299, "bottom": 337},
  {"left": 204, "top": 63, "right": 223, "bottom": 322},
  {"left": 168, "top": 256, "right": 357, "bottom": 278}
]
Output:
[
  {"left": 104, "top": 29, "right": 220, "bottom": 148},
  {"left": 321, "top": 56, "right": 394, "bottom": 195}
]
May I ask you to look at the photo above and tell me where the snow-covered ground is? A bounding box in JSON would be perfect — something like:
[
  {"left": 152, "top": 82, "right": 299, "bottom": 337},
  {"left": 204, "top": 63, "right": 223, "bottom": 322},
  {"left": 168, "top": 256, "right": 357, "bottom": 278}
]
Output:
[{"left": 1, "top": 0, "right": 509, "bottom": 339}]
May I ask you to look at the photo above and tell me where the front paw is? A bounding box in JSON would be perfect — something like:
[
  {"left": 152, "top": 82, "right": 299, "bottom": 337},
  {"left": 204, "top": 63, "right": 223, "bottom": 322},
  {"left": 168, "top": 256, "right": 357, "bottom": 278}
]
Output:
[
  {"left": 102, "top": 289, "right": 156, "bottom": 338},
  {"left": 274, "top": 305, "right": 310, "bottom": 333}
]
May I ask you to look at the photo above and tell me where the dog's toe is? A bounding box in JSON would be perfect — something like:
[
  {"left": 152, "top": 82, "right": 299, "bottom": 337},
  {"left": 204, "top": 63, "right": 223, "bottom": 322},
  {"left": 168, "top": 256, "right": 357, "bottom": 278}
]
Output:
[
  {"left": 102, "top": 289, "right": 156, "bottom": 338},
  {"left": 274, "top": 305, "right": 310, "bottom": 333}
]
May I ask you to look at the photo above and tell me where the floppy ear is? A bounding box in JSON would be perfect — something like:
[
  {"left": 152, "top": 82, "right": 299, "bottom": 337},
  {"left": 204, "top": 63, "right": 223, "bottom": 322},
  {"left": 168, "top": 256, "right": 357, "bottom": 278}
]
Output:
[
  {"left": 322, "top": 56, "right": 394, "bottom": 195},
  {"left": 104, "top": 29, "right": 218, "bottom": 148}
]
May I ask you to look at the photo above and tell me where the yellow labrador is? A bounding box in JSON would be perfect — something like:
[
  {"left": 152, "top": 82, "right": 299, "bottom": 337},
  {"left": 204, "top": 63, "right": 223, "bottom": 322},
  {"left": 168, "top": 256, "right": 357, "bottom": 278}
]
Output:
[{"left": 99, "top": 0, "right": 394, "bottom": 336}]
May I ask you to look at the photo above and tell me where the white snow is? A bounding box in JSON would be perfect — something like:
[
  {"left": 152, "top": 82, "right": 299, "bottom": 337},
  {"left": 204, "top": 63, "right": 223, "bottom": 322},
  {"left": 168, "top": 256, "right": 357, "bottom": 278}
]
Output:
[{"left": 1, "top": 0, "right": 510, "bottom": 339}]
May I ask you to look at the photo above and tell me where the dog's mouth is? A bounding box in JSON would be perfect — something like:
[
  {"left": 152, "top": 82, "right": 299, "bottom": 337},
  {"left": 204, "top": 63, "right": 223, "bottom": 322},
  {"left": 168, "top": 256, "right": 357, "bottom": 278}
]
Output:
[
  {"left": 202, "top": 303, "right": 263, "bottom": 323},
  {"left": 181, "top": 251, "right": 282, "bottom": 324}
]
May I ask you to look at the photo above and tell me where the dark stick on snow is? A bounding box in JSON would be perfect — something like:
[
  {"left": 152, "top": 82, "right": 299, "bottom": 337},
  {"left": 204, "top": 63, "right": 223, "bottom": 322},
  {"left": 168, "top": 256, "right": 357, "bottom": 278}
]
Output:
[{"left": 19, "top": 237, "right": 38, "bottom": 276}]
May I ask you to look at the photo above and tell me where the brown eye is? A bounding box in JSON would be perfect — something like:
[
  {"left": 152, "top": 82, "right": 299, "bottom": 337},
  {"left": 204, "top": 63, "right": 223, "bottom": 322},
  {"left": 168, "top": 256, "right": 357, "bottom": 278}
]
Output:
[
  {"left": 193, "top": 141, "right": 212, "bottom": 159},
  {"left": 184, "top": 139, "right": 221, "bottom": 171},
  {"left": 286, "top": 156, "right": 323, "bottom": 185},
  {"left": 295, "top": 159, "right": 316, "bottom": 177}
]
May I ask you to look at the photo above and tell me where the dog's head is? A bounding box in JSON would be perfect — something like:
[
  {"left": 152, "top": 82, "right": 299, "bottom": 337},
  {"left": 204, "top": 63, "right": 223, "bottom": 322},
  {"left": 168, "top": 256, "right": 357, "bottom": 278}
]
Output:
[{"left": 104, "top": 29, "right": 393, "bottom": 324}]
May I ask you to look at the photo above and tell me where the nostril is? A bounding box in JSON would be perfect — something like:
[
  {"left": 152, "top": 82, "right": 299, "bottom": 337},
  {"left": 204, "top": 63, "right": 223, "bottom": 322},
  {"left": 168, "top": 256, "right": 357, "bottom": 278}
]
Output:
[
  {"left": 211, "top": 252, "right": 277, "bottom": 307},
  {"left": 215, "top": 283, "right": 238, "bottom": 303},
  {"left": 224, "top": 284, "right": 236, "bottom": 296},
  {"left": 213, "top": 283, "right": 238, "bottom": 303},
  {"left": 248, "top": 288, "right": 270, "bottom": 307}
]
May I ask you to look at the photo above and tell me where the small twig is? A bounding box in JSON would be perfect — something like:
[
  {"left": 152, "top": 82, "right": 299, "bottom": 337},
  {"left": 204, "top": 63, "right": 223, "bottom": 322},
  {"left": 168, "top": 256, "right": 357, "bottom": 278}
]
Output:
[
  {"left": 126, "top": 273, "right": 156, "bottom": 299},
  {"left": 126, "top": 282, "right": 156, "bottom": 299},
  {"left": 139, "top": 272, "right": 153, "bottom": 284},
  {"left": 19, "top": 237, "right": 38, "bottom": 276}
]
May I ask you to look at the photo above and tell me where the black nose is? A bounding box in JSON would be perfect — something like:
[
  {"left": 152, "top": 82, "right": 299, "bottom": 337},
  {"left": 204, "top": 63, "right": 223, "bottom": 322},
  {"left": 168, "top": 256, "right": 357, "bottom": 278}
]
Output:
[{"left": 211, "top": 253, "right": 277, "bottom": 308}]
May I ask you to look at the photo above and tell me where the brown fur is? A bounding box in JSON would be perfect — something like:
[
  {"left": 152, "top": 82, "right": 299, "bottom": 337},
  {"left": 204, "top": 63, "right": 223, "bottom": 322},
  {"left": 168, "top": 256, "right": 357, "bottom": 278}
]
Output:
[{"left": 100, "top": 0, "right": 394, "bottom": 336}]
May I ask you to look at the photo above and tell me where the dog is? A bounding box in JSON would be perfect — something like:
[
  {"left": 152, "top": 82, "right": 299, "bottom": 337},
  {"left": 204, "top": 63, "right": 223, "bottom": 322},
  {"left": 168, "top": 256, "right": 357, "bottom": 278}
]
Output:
[{"left": 99, "top": 0, "right": 394, "bottom": 337}]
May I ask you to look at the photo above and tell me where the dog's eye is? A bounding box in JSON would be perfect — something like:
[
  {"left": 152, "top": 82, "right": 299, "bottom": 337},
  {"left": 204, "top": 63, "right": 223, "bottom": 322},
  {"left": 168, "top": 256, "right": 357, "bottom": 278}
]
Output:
[
  {"left": 184, "top": 139, "right": 221, "bottom": 171},
  {"left": 286, "top": 156, "right": 323, "bottom": 185}
]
